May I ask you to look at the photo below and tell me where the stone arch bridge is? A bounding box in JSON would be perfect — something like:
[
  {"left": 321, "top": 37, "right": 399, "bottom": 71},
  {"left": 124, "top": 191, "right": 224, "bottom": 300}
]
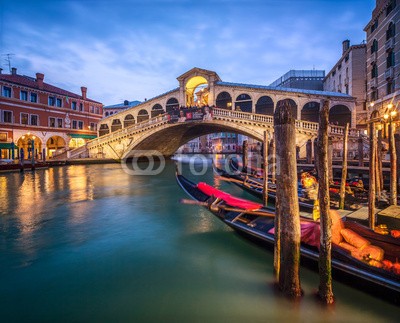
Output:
[{"left": 69, "top": 68, "right": 363, "bottom": 160}]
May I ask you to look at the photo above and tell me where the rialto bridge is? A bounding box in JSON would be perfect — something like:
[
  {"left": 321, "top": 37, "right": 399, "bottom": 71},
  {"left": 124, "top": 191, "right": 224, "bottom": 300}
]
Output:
[{"left": 70, "top": 68, "right": 363, "bottom": 160}]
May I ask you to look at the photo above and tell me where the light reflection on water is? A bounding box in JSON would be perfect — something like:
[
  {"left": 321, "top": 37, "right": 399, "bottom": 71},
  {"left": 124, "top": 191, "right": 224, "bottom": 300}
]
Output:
[{"left": 0, "top": 161, "right": 399, "bottom": 322}]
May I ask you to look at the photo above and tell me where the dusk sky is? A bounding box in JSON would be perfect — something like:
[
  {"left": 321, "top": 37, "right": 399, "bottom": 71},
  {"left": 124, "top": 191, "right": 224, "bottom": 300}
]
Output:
[{"left": 0, "top": 0, "right": 375, "bottom": 106}]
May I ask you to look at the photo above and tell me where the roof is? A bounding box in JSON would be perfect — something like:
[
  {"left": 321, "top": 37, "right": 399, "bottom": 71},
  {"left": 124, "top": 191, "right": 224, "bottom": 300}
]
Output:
[
  {"left": 104, "top": 100, "right": 141, "bottom": 109},
  {"left": 216, "top": 81, "right": 353, "bottom": 99},
  {"left": 0, "top": 73, "right": 102, "bottom": 104}
]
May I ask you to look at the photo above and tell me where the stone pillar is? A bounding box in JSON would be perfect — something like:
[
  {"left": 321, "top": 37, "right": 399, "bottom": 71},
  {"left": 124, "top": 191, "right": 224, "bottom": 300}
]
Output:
[
  {"left": 358, "top": 137, "right": 364, "bottom": 167},
  {"left": 306, "top": 139, "right": 312, "bottom": 164},
  {"left": 395, "top": 134, "right": 400, "bottom": 192}
]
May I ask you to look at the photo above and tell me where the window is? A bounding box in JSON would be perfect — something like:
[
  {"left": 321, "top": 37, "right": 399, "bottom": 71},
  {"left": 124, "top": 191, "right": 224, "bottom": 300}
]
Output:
[
  {"left": 48, "top": 96, "right": 55, "bottom": 106},
  {"left": 345, "top": 85, "right": 349, "bottom": 95},
  {"left": 72, "top": 102, "right": 77, "bottom": 110},
  {"left": 56, "top": 98, "right": 62, "bottom": 107},
  {"left": 20, "top": 90, "right": 28, "bottom": 101},
  {"left": 3, "top": 111, "right": 12, "bottom": 123},
  {"left": 57, "top": 118, "right": 63, "bottom": 128},
  {"left": 30, "top": 114, "right": 38, "bottom": 126},
  {"left": 95, "top": 107, "right": 99, "bottom": 114},
  {"left": 371, "top": 64, "right": 378, "bottom": 78},
  {"left": 386, "top": 22, "right": 395, "bottom": 40},
  {"left": 371, "top": 39, "right": 378, "bottom": 53},
  {"left": 387, "top": 0, "right": 396, "bottom": 15},
  {"left": 90, "top": 106, "right": 94, "bottom": 113},
  {"left": 49, "top": 117, "right": 56, "bottom": 127},
  {"left": 30, "top": 92, "right": 37, "bottom": 103},
  {"left": 371, "top": 89, "right": 378, "bottom": 101},
  {"left": 72, "top": 120, "right": 77, "bottom": 129},
  {"left": 79, "top": 103, "right": 83, "bottom": 111},
  {"left": 21, "top": 113, "right": 29, "bottom": 125},
  {"left": 338, "top": 64, "right": 342, "bottom": 70},
  {"left": 78, "top": 121, "right": 83, "bottom": 129},
  {"left": 387, "top": 51, "right": 395, "bottom": 68},
  {"left": 345, "top": 54, "right": 349, "bottom": 62},
  {"left": 2, "top": 86, "right": 11, "bottom": 97},
  {"left": 90, "top": 122, "right": 96, "bottom": 131},
  {"left": 371, "top": 20, "right": 378, "bottom": 33},
  {"left": 387, "top": 81, "right": 395, "bottom": 95}
]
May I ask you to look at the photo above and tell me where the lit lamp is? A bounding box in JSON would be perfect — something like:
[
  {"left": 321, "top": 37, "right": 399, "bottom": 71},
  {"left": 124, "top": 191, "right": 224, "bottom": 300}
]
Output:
[{"left": 385, "top": 102, "right": 397, "bottom": 205}]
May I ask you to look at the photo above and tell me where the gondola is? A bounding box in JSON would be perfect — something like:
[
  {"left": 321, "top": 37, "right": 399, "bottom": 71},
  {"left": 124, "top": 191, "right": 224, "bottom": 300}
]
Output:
[
  {"left": 214, "top": 158, "right": 367, "bottom": 212},
  {"left": 176, "top": 172, "right": 400, "bottom": 304}
]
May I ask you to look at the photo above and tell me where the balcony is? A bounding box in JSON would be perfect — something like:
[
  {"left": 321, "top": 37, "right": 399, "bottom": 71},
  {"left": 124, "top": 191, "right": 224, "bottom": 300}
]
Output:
[
  {"left": 385, "top": 67, "right": 394, "bottom": 79},
  {"left": 385, "top": 38, "right": 394, "bottom": 52}
]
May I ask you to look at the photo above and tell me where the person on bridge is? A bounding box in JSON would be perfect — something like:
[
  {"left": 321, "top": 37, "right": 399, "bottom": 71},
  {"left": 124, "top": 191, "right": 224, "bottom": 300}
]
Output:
[
  {"left": 203, "top": 107, "right": 212, "bottom": 121},
  {"left": 178, "top": 110, "right": 186, "bottom": 122}
]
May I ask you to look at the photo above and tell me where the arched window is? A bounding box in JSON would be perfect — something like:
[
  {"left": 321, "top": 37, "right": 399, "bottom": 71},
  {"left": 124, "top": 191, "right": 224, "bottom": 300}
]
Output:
[
  {"left": 276, "top": 99, "right": 297, "bottom": 119},
  {"left": 371, "top": 63, "right": 378, "bottom": 78},
  {"left": 124, "top": 114, "right": 135, "bottom": 128},
  {"left": 329, "top": 105, "right": 351, "bottom": 127},
  {"left": 255, "top": 96, "right": 274, "bottom": 115},
  {"left": 301, "top": 102, "right": 320, "bottom": 122},
  {"left": 99, "top": 124, "right": 110, "bottom": 136},
  {"left": 111, "top": 119, "right": 122, "bottom": 132},
  {"left": 151, "top": 104, "right": 164, "bottom": 117},
  {"left": 137, "top": 109, "right": 149, "bottom": 123},
  {"left": 387, "top": 50, "right": 395, "bottom": 68},
  {"left": 166, "top": 98, "right": 179, "bottom": 112},
  {"left": 235, "top": 93, "right": 252, "bottom": 113},
  {"left": 386, "top": 22, "right": 395, "bottom": 40},
  {"left": 215, "top": 92, "right": 232, "bottom": 109}
]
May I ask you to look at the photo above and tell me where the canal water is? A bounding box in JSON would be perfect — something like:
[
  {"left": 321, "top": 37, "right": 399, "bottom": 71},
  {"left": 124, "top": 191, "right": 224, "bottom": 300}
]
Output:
[{"left": 0, "top": 159, "right": 399, "bottom": 322}]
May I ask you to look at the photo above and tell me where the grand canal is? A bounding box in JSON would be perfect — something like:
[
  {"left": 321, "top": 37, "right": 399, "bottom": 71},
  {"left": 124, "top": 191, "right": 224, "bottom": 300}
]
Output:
[{"left": 0, "top": 159, "right": 399, "bottom": 322}]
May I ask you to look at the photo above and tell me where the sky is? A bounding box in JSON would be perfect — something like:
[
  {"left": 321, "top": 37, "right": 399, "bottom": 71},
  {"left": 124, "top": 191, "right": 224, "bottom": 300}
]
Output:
[{"left": 0, "top": 0, "right": 375, "bottom": 106}]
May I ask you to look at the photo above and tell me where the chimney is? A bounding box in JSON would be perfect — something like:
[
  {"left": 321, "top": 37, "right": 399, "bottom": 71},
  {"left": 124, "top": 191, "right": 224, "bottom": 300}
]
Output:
[
  {"left": 0, "top": 68, "right": 2, "bottom": 74},
  {"left": 342, "top": 40, "right": 350, "bottom": 54},
  {"left": 81, "top": 86, "right": 87, "bottom": 100},
  {"left": 36, "top": 73, "right": 44, "bottom": 89},
  {"left": 11, "top": 67, "right": 17, "bottom": 75}
]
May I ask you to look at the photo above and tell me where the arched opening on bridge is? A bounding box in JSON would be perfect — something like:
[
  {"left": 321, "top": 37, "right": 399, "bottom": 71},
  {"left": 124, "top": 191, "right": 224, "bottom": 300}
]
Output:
[
  {"left": 46, "top": 136, "right": 66, "bottom": 158},
  {"left": 235, "top": 93, "right": 252, "bottom": 113},
  {"left": 124, "top": 114, "right": 135, "bottom": 128},
  {"left": 216, "top": 91, "right": 232, "bottom": 109},
  {"left": 255, "top": 96, "right": 274, "bottom": 115},
  {"left": 17, "top": 134, "right": 42, "bottom": 160},
  {"left": 301, "top": 101, "right": 320, "bottom": 122},
  {"left": 111, "top": 119, "right": 122, "bottom": 132},
  {"left": 137, "top": 109, "right": 150, "bottom": 123},
  {"left": 277, "top": 99, "right": 298, "bottom": 118},
  {"left": 99, "top": 124, "right": 110, "bottom": 136},
  {"left": 329, "top": 104, "right": 351, "bottom": 126},
  {"left": 185, "top": 76, "right": 208, "bottom": 107},
  {"left": 105, "top": 111, "right": 109, "bottom": 117},
  {"left": 166, "top": 98, "right": 179, "bottom": 113},
  {"left": 151, "top": 104, "right": 165, "bottom": 118}
]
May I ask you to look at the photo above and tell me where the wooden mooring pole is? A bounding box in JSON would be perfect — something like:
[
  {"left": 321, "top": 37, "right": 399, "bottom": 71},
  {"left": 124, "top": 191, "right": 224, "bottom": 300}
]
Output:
[
  {"left": 369, "top": 122, "right": 377, "bottom": 230},
  {"left": 274, "top": 100, "right": 302, "bottom": 298},
  {"left": 339, "top": 123, "right": 349, "bottom": 210},
  {"left": 243, "top": 140, "right": 248, "bottom": 172},
  {"left": 389, "top": 121, "right": 397, "bottom": 205},
  {"left": 263, "top": 131, "right": 269, "bottom": 207},
  {"left": 316, "top": 99, "right": 334, "bottom": 304}
]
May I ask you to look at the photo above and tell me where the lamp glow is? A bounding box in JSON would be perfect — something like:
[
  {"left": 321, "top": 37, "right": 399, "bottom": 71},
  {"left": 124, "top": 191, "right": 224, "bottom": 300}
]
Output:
[{"left": 384, "top": 114, "right": 389, "bottom": 120}]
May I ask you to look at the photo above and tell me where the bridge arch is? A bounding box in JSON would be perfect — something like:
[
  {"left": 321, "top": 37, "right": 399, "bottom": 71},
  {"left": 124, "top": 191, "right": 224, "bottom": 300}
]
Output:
[
  {"left": 301, "top": 101, "right": 320, "bottom": 122},
  {"left": 151, "top": 104, "right": 165, "bottom": 117},
  {"left": 137, "top": 109, "right": 150, "bottom": 123},
  {"left": 124, "top": 114, "right": 135, "bottom": 128},
  {"left": 216, "top": 91, "right": 232, "bottom": 110},
  {"left": 235, "top": 93, "right": 253, "bottom": 113},
  {"left": 277, "top": 98, "right": 298, "bottom": 119},
  {"left": 166, "top": 98, "right": 179, "bottom": 112},
  {"left": 111, "top": 119, "right": 122, "bottom": 132},
  {"left": 255, "top": 95, "right": 274, "bottom": 115},
  {"left": 185, "top": 76, "right": 208, "bottom": 107},
  {"left": 329, "top": 104, "right": 351, "bottom": 126}
]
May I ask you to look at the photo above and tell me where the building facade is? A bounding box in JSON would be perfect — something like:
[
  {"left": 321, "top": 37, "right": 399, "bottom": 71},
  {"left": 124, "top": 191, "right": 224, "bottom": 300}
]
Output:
[
  {"left": 323, "top": 40, "right": 368, "bottom": 129},
  {"left": 269, "top": 70, "right": 325, "bottom": 91},
  {"left": 0, "top": 68, "right": 103, "bottom": 160},
  {"left": 364, "top": 0, "right": 399, "bottom": 118}
]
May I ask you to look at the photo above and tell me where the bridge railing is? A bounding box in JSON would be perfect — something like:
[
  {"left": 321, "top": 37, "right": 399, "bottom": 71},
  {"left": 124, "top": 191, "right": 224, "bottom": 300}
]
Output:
[
  {"left": 88, "top": 114, "right": 169, "bottom": 149},
  {"left": 212, "top": 108, "right": 360, "bottom": 137}
]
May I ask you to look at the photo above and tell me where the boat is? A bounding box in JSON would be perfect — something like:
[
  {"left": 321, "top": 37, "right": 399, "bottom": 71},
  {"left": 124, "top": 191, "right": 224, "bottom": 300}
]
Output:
[
  {"left": 213, "top": 159, "right": 368, "bottom": 212},
  {"left": 176, "top": 172, "right": 400, "bottom": 304}
]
